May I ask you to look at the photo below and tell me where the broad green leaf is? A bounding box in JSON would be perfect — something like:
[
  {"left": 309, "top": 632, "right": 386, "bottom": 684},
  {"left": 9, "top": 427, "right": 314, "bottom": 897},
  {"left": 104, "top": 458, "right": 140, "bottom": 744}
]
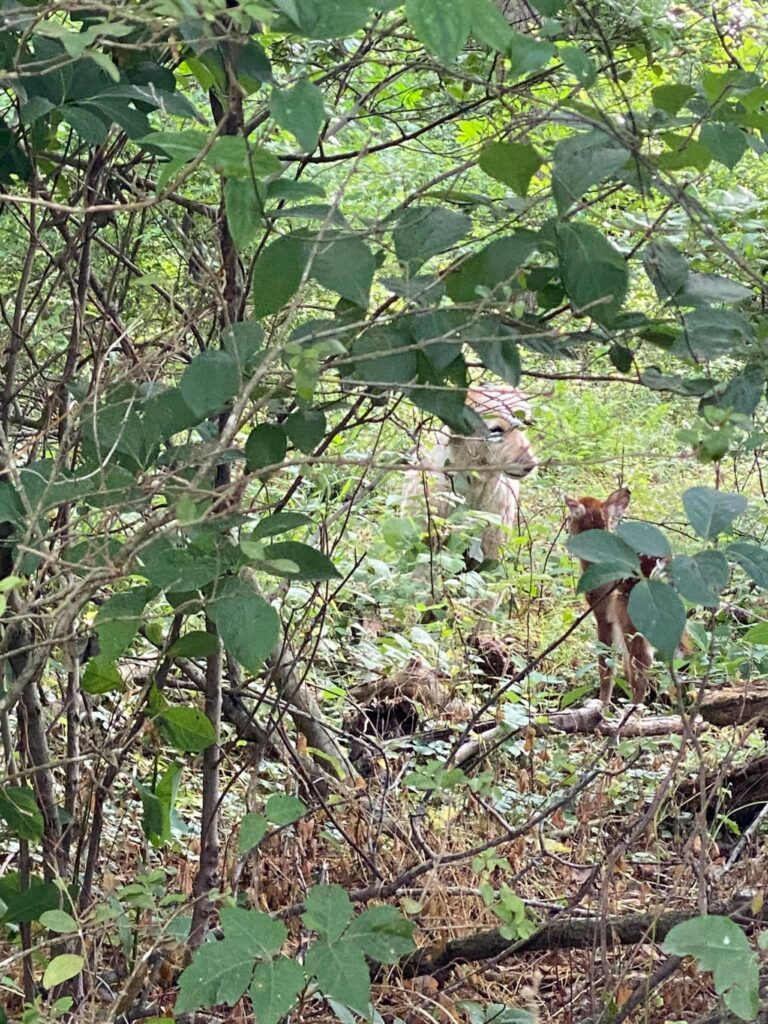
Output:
[
  {"left": 559, "top": 45, "right": 597, "bottom": 86},
  {"left": 556, "top": 222, "right": 628, "bottom": 326},
  {"left": 677, "top": 308, "right": 753, "bottom": 360},
  {"left": 576, "top": 562, "right": 635, "bottom": 595},
  {"left": 710, "top": 365, "right": 765, "bottom": 416},
  {"left": 250, "top": 957, "right": 306, "bottom": 1024},
  {"left": 245, "top": 424, "right": 288, "bottom": 473},
  {"left": 529, "top": 0, "right": 563, "bottom": 12},
  {"left": 239, "top": 813, "right": 269, "bottom": 855},
  {"left": 507, "top": 30, "right": 555, "bottom": 77},
  {"left": 305, "top": 938, "right": 370, "bottom": 1014},
  {"left": 265, "top": 794, "right": 307, "bottom": 825},
  {"left": 222, "top": 906, "right": 287, "bottom": 958},
  {"left": 180, "top": 350, "right": 239, "bottom": 418},
  {"left": 270, "top": 78, "right": 325, "bottom": 151},
  {"left": 643, "top": 240, "right": 690, "bottom": 302},
  {"left": 139, "top": 763, "right": 182, "bottom": 846},
  {"left": 158, "top": 707, "right": 216, "bottom": 754},
  {"left": 479, "top": 141, "right": 542, "bottom": 197},
  {"left": 176, "top": 938, "right": 254, "bottom": 1013},
  {"left": 302, "top": 884, "right": 354, "bottom": 941},
  {"left": 206, "top": 136, "right": 281, "bottom": 178},
  {"left": 671, "top": 552, "right": 727, "bottom": 608},
  {"left": 728, "top": 542, "right": 768, "bottom": 588},
  {"left": 43, "top": 954, "right": 84, "bottom": 989},
  {"left": 681, "top": 276, "right": 753, "bottom": 306},
  {"left": 352, "top": 324, "right": 417, "bottom": 386},
  {"left": 206, "top": 577, "right": 280, "bottom": 673},
  {"left": 0, "top": 787, "right": 43, "bottom": 842},
  {"left": 168, "top": 631, "right": 220, "bottom": 657},
  {"left": 406, "top": 0, "right": 470, "bottom": 64},
  {"left": 566, "top": 530, "right": 640, "bottom": 573},
  {"left": 260, "top": 542, "right": 340, "bottom": 582},
  {"left": 141, "top": 129, "right": 207, "bottom": 161},
  {"left": 663, "top": 917, "right": 759, "bottom": 1022},
  {"left": 652, "top": 83, "right": 696, "bottom": 115},
  {"left": 306, "top": 233, "right": 374, "bottom": 307},
  {"left": 683, "top": 487, "right": 747, "bottom": 540},
  {"left": 616, "top": 521, "right": 671, "bottom": 558},
  {"left": 252, "top": 512, "right": 312, "bottom": 540},
  {"left": 0, "top": 875, "right": 61, "bottom": 925},
  {"left": 82, "top": 658, "right": 125, "bottom": 695},
  {"left": 445, "top": 232, "right": 538, "bottom": 302},
  {"left": 468, "top": 320, "right": 521, "bottom": 385},
  {"left": 139, "top": 538, "right": 222, "bottom": 592},
  {"left": 392, "top": 206, "right": 471, "bottom": 273},
  {"left": 552, "top": 131, "right": 628, "bottom": 213},
  {"left": 744, "top": 622, "right": 768, "bottom": 645},
  {"left": 142, "top": 387, "right": 201, "bottom": 439},
  {"left": 284, "top": 408, "right": 327, "bottom": 452},
  {"left": 658, "top": 137, "right": 712, "bottom": 171},
  {"left": 345, "top": 906, "right": 416, "bottom": 963},
  {"left": 699, "top": 124, "right": 749, "bottom": 169},
  {"left": 267, "top": 179, "right": 326, "bottom": 201},
  {"left": 94, "top": 587, "right": 146, "bottom": 661},
  {"left": 40, "top": 910, "right": 77, "bottom": 933},
  {"left": 627, "top": 579, "right": 686, "bottom": 661},
  {"left": 466, "top": 0, "right": 513, "bottom": 52},
  {"left": 224, "top": 179, "right": 262, "bottom": 250},
  {"left": 252, "top": 235, "right": 308, "bottom": 317},
  {"left": 271, "top": 0, "right": 375, "bottom": 38},
  {"left": 222, "top": 321, "right": 265, "bottom": 370}
]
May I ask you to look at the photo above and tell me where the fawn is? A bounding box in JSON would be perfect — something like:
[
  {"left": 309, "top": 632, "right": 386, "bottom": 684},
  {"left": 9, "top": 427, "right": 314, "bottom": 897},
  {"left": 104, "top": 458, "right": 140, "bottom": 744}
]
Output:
[
  {"left": 402, "top": 385, "right": 538, "bottom": 564},
  {"left": 564, "top": 487, "right": 663, "bottom": 704}
]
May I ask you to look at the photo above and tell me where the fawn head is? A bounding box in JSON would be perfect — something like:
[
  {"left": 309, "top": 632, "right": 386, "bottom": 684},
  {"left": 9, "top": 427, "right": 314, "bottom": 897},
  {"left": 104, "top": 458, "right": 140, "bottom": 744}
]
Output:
[
  {"left": 461, "top": 385, "right": 538, "bottom": 479},
  {"left": 564, "top": 487, "right": 630, "bottom": 535}
]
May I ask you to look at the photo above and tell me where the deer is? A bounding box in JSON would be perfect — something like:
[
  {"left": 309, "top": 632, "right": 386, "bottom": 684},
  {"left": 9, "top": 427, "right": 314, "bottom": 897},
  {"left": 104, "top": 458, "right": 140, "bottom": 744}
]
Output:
[
  {"left": 564, "top": 487, "right": 663, "bottom": 704},
  {"left": 402, "top": 385, "right": 538, "bottom": 565}
]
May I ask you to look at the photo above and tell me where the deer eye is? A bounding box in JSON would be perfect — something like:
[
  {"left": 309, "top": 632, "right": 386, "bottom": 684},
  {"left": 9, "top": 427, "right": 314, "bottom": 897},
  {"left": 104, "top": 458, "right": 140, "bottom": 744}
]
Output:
[{"left": 488, "top": 424, "right": 506, "bottom": 435}]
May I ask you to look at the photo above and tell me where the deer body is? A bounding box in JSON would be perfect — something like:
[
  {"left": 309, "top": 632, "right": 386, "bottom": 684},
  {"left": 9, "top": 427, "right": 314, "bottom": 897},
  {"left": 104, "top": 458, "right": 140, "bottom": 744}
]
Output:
[
  {"left": 565, "top": 488, "right": 659, "bottom": 704},
  {"left": 402, "top": 385, "right": 537, "bottom": 563}
]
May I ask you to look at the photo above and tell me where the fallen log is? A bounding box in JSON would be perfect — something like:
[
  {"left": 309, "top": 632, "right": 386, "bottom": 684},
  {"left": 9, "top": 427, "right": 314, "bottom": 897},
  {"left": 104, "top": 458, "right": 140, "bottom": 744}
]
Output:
[{"left": 699, "top": 682, "right": 768, "bottom": 728}]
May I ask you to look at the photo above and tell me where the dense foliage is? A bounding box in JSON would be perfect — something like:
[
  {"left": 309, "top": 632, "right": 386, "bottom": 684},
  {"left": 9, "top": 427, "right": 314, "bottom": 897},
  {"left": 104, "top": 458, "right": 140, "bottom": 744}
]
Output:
[{"left": 2, "top": 0, "right": 768, "bottom": 1021}]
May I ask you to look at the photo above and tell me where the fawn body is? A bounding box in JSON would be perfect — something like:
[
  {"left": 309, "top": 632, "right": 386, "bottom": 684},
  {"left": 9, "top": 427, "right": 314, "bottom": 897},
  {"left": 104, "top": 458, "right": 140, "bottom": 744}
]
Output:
[
  {"left": 564, "top": 487, "right": 662, "bottom": 704},
  {"left": 402, "top": 385, "right": 537, "bottom": 563}
]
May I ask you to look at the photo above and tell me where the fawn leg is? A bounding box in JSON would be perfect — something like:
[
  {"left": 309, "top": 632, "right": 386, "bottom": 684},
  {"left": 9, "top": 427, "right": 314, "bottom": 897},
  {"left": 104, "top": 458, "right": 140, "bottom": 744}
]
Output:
[
  {"left": 627, "top": 633, "right": 653, "bottom": 704},
  {"left": 596, "top": 615, "right": 615, "bottom": 703}
]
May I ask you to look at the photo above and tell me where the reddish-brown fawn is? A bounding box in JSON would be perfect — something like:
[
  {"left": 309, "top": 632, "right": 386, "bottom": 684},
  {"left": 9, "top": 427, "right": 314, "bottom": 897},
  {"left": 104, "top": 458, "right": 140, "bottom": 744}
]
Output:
[{"left": 564, "top": 487, "right": 668, "bottom": 704}]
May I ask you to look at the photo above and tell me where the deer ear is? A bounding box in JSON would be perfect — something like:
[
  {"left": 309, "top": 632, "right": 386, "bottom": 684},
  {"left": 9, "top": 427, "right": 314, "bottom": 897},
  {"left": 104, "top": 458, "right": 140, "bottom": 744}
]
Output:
[
  {"left": 605, "top": 487, "right": 631, "bottom": 520},
  {"left": 564, "top": 496, "right": 585, "bottom": 518}
]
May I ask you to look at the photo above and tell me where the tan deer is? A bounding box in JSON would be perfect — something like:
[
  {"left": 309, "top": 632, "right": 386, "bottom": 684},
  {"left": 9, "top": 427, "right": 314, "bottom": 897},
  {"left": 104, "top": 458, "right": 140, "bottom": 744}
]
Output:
[
  {"left": 403, "top": 385, "right": 537, "bottom": 564},
  {"left": 564, "top": 487, "right": 662, "bottom": 704}
]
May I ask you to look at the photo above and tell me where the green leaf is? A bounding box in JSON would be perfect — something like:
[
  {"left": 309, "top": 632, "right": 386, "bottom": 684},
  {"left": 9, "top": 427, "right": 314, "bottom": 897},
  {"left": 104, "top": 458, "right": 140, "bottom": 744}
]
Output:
[
  {"left": 139, "top": 763, "right": 182, "bottom": 846},
  {"left": 671, "top": 552, "right": 728, "bottom": 608},
  {"left": 176, "top": 939, "right": 254, "bottom": 1014},
  {"left": 744, "top": 622, "right": 768, "bottom": 645},
  {"left": 305, "top": 938, "right": 370, "bottom": 1014},
  {"left": 139, "top": 538, "right": 222, "bottom": 592},
  {"left": 555, "top": 222, "right": 628, "bottom": 326},
  {"left": 252, "top": 512, "right": 312, "bottom": 540},
  {"left": 250, "top": 957, "right": 306, "bottom": 1024},
  {"left": 507, "top": 30, "right": 555, "bottom": 77},
  {"left": 406, "top": 0, "right": 470, "bottom": 63},
  {"left": 469, "top": 321, "right": 521, "bottom": 385},
  {"left": 94, "top": 587, "right": 146, "bottom": 661},
  {"left": 245, "top": 424, "right": 288, "bottom": 473},
  {"left": 307, "top": 233, "right": 374, "bottom": 307},
  {"left": 446, "top": 231, "right": 538, "bottom": 302},
  {"left": 158, "top": 708, "right": 216, "bottom": 754},
  {"left": 658, "top": 137, "right": 712, "bottom": 172},
  {"left": 345, "top": 906, "right": 416, "bottom": 962},
  {"left": 352, "top": 324, "right": 417, "bottom": 386},
  {"left": 168, "top": 631, "right": 220, "bottom": 657},
  {"left": 260, "top": 542, "right": 340, "bottom": 582},
  {"left": 141, "top": 129, "right": 208, "bottom": 161},
  {"left": 223, "top": 905, "right": 287, "bottom": 958},
  {"left": 284, "top": 408, "right": 327, "bottom": 452},
  {"left": 252, "top": 234, "right": 308, "bottom": 317},
  {"left": 682, "top": 487, "right": 747, "bottom": 540},
  {"left": 0, "top": 787, "right": 43, "bottom": 842},
  {"left": 681, "top": 275, "right": 752, "bottom": 306},
  {"left": 616, "top": 521, "right": 671, "bottom": 558},
  {"left": 575, "top": 562, "right": 636, "bottom": 595},
  {"left": 265, "top": 794, "right": 307, "bottom": 825},
  {"left": 43, "top": 954, "right": 84, "bottom": 989},
  {"left": 302, "top": 884, "right": 354, "bottom": 941},
  {"left": 479, "top": 141, "right": 543, "bottom": 197},
  {"left": 224, "top": 179, "right": 262, "bottom": 251},
  {"left": 552, "top": 131, "right": 629, "bottom": 213},
  {"left": 271, "top": 78, "right": 325, "bottom": 151},
  {"left": 676, "top": 307, "right": 753, "bottom": 360},
  {"left": 663, "top": 917, "right": 759, "bottom": 1022},
  {"left": 627, "top": 579, "right": 686, "bottom": 661},
  {"left": 239, "top": 813, "right": 269, "bottom": 855},
  {"left": 180, "top": 350, "right": 240, "bottom": 419},
  {"left": 728, "top": 542, "right": 768, "bottom": 588},
  {"left": 699, "top": 124, "right": 748, "bottom": 169},
  {"left": 466, "top": 0, "right": 513, "bottom": 52},
  {"left": 529, "top": 0, "right": 563, "bottom": 12},
  {"left": 643, "top": 240, "right": 690, "bottom": 302},
  {"left": 559, "top": 45, "right": 597, "bottom": 86},
  {"left": 392, "top": 206, "right": 471, "bottom": 273},
  {"left": 206, "top": 577, "right": 280, "bottom": 673},
  {"left": 267, "top": 179, "right": 326, "bottom": 201},
  {"left": 82, "top": 657, "right": 125, "bottom": 695},
  {"left": 566, "top": 530, "right": 640, "bottom": 573},
  {"left": 40, "top": 910, "right": 77, "bottom": 933},
  {"left": 651, "top": 83, "right": 696, "bottom": 115}
]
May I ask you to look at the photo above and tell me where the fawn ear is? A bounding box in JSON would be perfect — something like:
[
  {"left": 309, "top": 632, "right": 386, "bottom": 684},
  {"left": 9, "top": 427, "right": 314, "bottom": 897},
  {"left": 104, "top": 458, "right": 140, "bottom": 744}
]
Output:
[
  {"left": 605, "top": 487, "right": 631, "bottom": 522},
  {"left": 564, "top": 495, "right": 585, "bottom": 518}
]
